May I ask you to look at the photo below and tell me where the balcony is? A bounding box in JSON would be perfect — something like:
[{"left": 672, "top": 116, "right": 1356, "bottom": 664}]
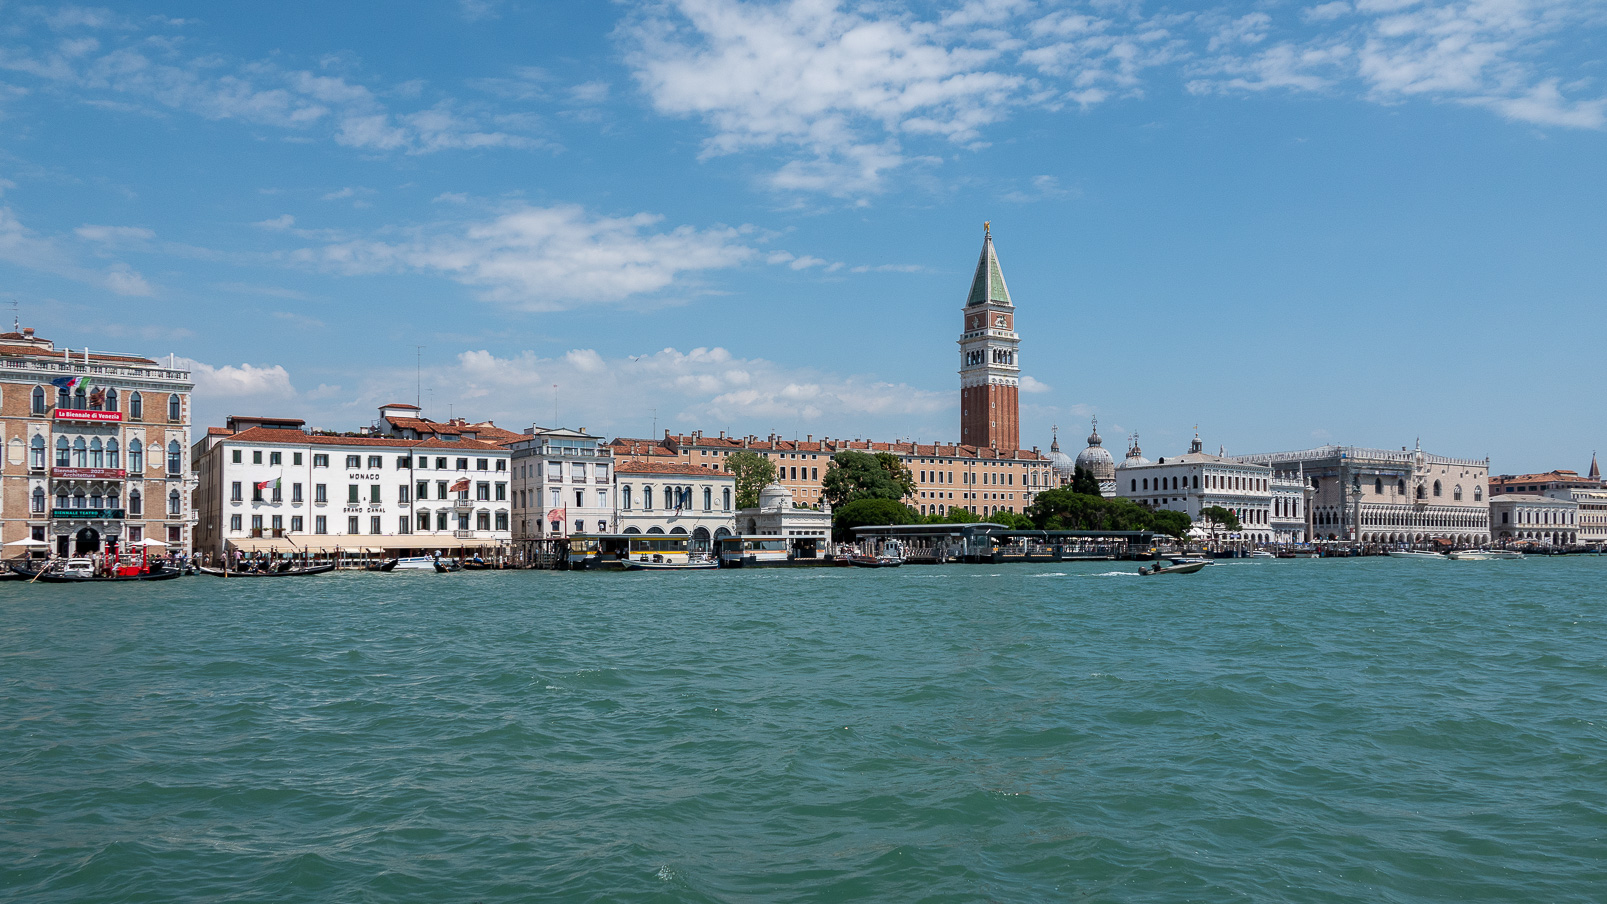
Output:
[
  {"left": 453, "top": 529, "right": 474, "bottom": 538},
  {"left": 452, "top": 499, "right": 475, "bottom": 512},
  {"left": 51, "top": 508, "right": 125, "bottom": 520}
]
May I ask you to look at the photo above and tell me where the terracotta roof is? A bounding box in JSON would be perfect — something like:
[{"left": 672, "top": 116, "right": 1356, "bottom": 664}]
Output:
[
  {"left": 0, "top": 343, "right": 158, "bottom": 365},
  {"left": 1490, "top": 470, "right": 1599, "bottom": 485},
  {"left": 222, "top": 426, "right": 502, "bottom": 451},
  {"left": 380, "top": 402, "right": 421, "bottom": 410},
  {"left": 206, "top": 427, "right": 232, "bottom": 436},
  {"left": 608, "top": 437, "right": 680, "bottom": 458},
  {"left": 461, "top": 421, "right": 524, "bottom": 443},
  {"left": 661, "top": 433, "right": 1046, "bottom": 461},
  {"left": 617, "top": 461, "right": 735, "bottom": 477}
]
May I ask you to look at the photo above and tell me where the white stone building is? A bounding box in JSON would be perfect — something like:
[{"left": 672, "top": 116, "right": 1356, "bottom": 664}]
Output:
[
  {"left": 735, "top": 482, "right": 832, "bottom": 554},
  {"left": 507, "top": 426, "right": 613, "bottom": 548},
  {"left": 614, "top": 461, "right": 736, "bottom": 552},
  {"left": 1238, "top": 442, "right": 1490, "bottom": 546},
  {"left": 191, "top": 413, "right": 511, "bottom": 560},
  {"left": 1269, "top": 472, "right": 1310, "bottom": 544},
  {"left": 1115, "top": 434, "right": 1279, "bottom": 543},
  {"left": 1488, "top": 494, "right": 1579, "bottom": 545}
]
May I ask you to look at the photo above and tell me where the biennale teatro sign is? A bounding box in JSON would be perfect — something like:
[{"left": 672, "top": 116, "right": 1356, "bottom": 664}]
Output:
[{"left": 53, "top": 409, "right": 124, "bottom": 423}]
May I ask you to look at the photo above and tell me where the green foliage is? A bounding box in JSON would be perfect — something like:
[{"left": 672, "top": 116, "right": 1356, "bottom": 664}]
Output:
[
  {"left": 1199, "top": 505, "right": 1241, "bottom": 532},
  {"left": 822, "top": 450, "right": 915, "bottom": 508},
  {"left": 724, "top": 451, "right": 776, "bottom": 509},
  {"left": 1023, "top": 487, "right": 1191, "bottom": 536},
  {"left": 1071, "top": 465, "right": 1102, "bottom": 497},
  {"left": 991, "top": 510, "right": 1036, "bottom": 529},
  {"left": 921, "top": 506, "right": 980, "bottom": 524},
  {"left": 832, "top": 498, "right": 917, "bottom": 541}
]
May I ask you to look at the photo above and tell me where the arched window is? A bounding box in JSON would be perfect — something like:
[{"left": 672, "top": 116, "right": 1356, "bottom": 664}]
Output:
[
  {"left": 55, "top": 488, "right": 68, "bottom": 510},
  {"left": 168, "top": 394, "right": 181, "bottom": 421},
  {"left": 105, "top": 387, "right": 118, "bottom": 412},
  {"left": 107, "top": 438, "right": 119, "bottom": 468},
  {"left": 621, "top": 486, "right": 632, "bottom": 510},
  {"left": 1375, "top": 478, "right": 1383, "bottom": 494},
  {"left": 130, "top": 392, "right": 143, "bottom": 419},
  {"left": 31, "top": 386, "right": 45, "bottom": 415},
  {"left": 55, "top": 436, "right": 69, "bottom": 467},
  {"left": 1433, "top": 480, "right": 1442, "bottom": 497},
  {"left": 1474, "top": 486, "right": 1483, "bottom": 502},
  {"left": 129, "top": 488, "right": 142, "bottom": 516},
  {"left": 1130, "top": 479, "right": 1136, "bottom": 492},
  {"left": 643, "top": 486, "right": 654, "bottom": 510},
  {"left": 1397, "top": 479, "right": 1405, "bottom": 495},
  {"left": 31, "top": 487, "right": 45, "bottom": 514},
  {"left": 168, "top": 489, "right": 181, "bottom": 515},
  {"left": 29, "top": 435, "right": 44, "bottom": 470},
  {"left": 108, "top": 490, "right": 119, "bottom": 510},
  {"left": 74, "top": 386, "right": 86, "bottom": 408},
  {"left": 1416, "top": 485, "right": 1426, "bottom": 500},
  {"left": 73, "top": 437, "right": 87, "bottom": 467},
  {"left": 72, "top": 488, "right": 86, "bottom": 507},
  {"left": 1454, "top": 485, "right": 1463, "bottom": 501},
  {"left": 1142, "top": 478, "right": 1148, "bottom": 490},
  {"left": 167, "top": 440, "right": 181, "bottom": 474},
  {"left": 703, "top": 487, "right": 712, "bottom": 511},
  {"left": 129, "top": 442, "right": 143, "bottom": 473},
  {"left": 88, "top": 438, "right": 102, "bottom": 467},
  {"left": 57, "top": 385, "right": 70, "bottom": 408}
]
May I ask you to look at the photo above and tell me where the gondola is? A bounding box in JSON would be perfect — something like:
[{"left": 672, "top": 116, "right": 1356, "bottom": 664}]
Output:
[
  {"left": 432, "top": 559, "right": 462, "bottom": 573},
  {"left": 461, "top": 559, "right": 492, "bottom": 570},
  {"left": 196, "top": 563, "right": 336, "bottom": 578},
  {"left": 12, "top": 565, "right": 184, "bottom": 582},
  {"left": 366, "top": 558, "right": 399, "bottom": 572}
]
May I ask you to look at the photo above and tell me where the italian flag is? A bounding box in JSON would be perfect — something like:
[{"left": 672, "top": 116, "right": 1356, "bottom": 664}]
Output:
[{"left": 255, "top": 477, "right": 280, "bottom": 491}]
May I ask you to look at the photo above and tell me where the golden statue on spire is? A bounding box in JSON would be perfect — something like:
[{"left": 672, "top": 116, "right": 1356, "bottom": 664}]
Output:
[{"left": 983, "top": 220, "right": 991, "bottom": 238}]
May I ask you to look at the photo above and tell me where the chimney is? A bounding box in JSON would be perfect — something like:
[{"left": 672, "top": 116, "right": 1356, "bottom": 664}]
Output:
[
  {"left": 807, "top": 434, "right": 813, "bottom": 442},
  {"left": 718, "top": 430, "right": 725, "bottom": 439},
  {"left": 579, "top": 427, "right": 587, "bottom": 434},
  {"left": 22, "top": 327, "right": 33, "bottom": 339}
]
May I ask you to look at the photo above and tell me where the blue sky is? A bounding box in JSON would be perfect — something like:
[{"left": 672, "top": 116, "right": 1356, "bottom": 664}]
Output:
[{"left": 1, "top": 0, "right": 1602, "bottom": 473}]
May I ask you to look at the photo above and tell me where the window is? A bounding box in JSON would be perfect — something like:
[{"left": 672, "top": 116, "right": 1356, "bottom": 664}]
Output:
[
  {"left": 31, "top": 386, "right": 45, "bottom": 415},
  {"left": 1375, "top": 478, "right": 1383, "bottom": 494},
  {"left": 29, "top": 435, "right": 44, "bottom": 470},
  {"left": 477, "top": 511, "right": 490, "bottom": 530},
  {"left": 348, "top": 485, "right": 360, "bottom": 503},
  {"left": 436, "top": 457, "right": 447, "bottom": 469},
  {"left": 105, "top": 387, "right": 117, "bottom": 411},
  {"left": 496, "top": 459, "right": 506, "bottom": 472},
  {"left": 370, "top": 515, "right": 381, "bottom": 535},
  {"left": 31, "top": 487, "right": 44, "bottom": 514},
  {"left": 495, "top": 511, "right": 508, "bottom": 530},
  {"left": 313, "top": 454, "right": 329, "bottom": 468},
  {"left": 369, "top": 485, "right": 381, "bottom": 504},
  {"left": 574, "top": 490, "right": 583, "bottom": 508},
  {"left": 644, "top": 486, "right": 654, "bottom": 510},
  {"left": 704, "top": 487, "right": 712, "bottom": 511},
  {"left": 230, "top": 514, "right": 242, "bottom": 532},
  {"left": 291, "top": 516, "right": 303, "bottom": 532},
  {"left": 622, "top": 486, "right": 632, "bottom": 510},
  {"left": 271, "top": 515, "right": 283, "bottom": 531},
  {"left": 399, "top": 516, "right": 411, "bottom": 534},
  {"left": 476, "top": 482, "right": 490, "bottom": 501},
  {"left": 294, "top": 453, "right": 303, "bottom": 466},
  {"left": 129, "top": 489, "right": 142, "bottom": 515},
  {"left": 417, "top": 480, "right": 429, "bottom": 500},
  {"left": 1454, "top": 485, "right": 1463, "bottom": 501},
  {"left": 417, "top": 510, "right": 431, "bottom": 531},
  {"left": 252, "top": 450, "right": 263, "bottom": 465},
  {"left": 233, "top": 481, "right": 244, "bottom": 502},
  {"left": 368, "top": 455, "right": 382, "bottom": 469},
  {"left": 348, "top": 516, "right": 360, "bottom": 534},
  {"left": 436, "top": 481, "right": 447, "bottom": 498},
  {"left": 167, "top": 394, "right": 181, "bottom": 421},
  {"left": 494, "top": 482, "right": 506, "bottom": 501},
  {"left": 269, "top": 451, "right": 281, "bottom": 466},
  {"left": 457, "top": 458, "right": 469, "bottom": 470},
  {"left": 398, "top": 456, "right": 411, "bottom": 469},
  {"left": 167, "top": 441, "right": 181, "bottom": 475},
  {"left": 168, "top": 489, "right": 181, "bottom": 515},
  {"left": 1433, "top": 480, "right": 1442, "bottom": 497},
  {"left": 315, "top": 484, "right": 327, "bottom": 503},
  {"left": 399, "top": 484, "right": 410, "bottom": 503},
  {"left": 598, "top": 490, "right": 608, "bottom": 508},
  {"left": 315, "top": 516, "right": 327, "bottom": 534},
  {"left": 1475, "top": 487, "right": 1483, "bottom": 502},
  {"left": 417, "top": 458, "right": 428, "bottom": 470},
  {"left": 292, "top": 483, "right": 303, "bottom": 503},
  {"left": 346, "top": 455, "right": 360, "bottom": 469},
  {"left": 723, "top": 487, "right": 731, "bottom": 511},
  {"left": 129, "top": 392, "right": 143, "bottom": 419},
  {"left": 73, "top": 437, "right": 86, "bottom": 467},
  {"left": 436, "top": 511, "right": 448, "bottom": 531},
  {"left": 477, "top": 458, "right": 488, "bottom": 471},
  {"left": 1397, "top": 479, "right": 1405, "bottom": 495}
]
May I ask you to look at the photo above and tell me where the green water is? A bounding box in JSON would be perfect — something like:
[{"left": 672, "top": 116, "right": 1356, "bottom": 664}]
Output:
[{"left": 2, "top": 559, "right": 1604, "bottom": 902}]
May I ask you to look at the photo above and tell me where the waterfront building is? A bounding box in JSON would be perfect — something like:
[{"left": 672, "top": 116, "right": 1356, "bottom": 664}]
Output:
[
  {"left": 1237, "top": 442, "right": 1490, "bottom": 545},
  {"left": 191, "top": 409, "right": 511, "bottom": 560},
  {"left": 1566, "top": 490, "right": 1607, "bottom": 546},
  {"left": 612, "top": 431, "right": 1053, "bottom": 519},
  {"left": 957, "top": 222, "right": 1021, "bottom": 450},
  {"left": 1115, "top": 433, "right": 1279, "bottom": 544},
  {"left": 1488, "top": 494, "right": 1579, "bottom": 545},
  {"left": 1269, "top": 472, "right": 1311, "bottom": 544},
  {"left": 507, "top": 426, "right": 613, "bottom": 550},
  {"left": 613, "top": 461, "right": 736, "bottom": 553},
  {"left": 1487, "top": 466, "right": 1601, "bottom": 497},
  {"left": 734, "top": 481, "right": 832, "bottom": 555},
  {"left": 0, "top": 327, "right": 194, "bottom": 557},
  {"left": 1072, "top": 418, "right": 1117, "bottom": 497}
]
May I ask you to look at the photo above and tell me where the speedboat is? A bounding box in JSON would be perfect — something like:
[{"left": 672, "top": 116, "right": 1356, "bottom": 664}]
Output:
[
  {"left": 1248, "top": 550, "right": 1276, "bottom": 559},
  {"left": 1140, "top": 561, "right": 1207, "bottom": 576},
  {"left": 1486, "top": 550, "right": 1525, "bottom": 560},
  {"left": 1447, "top": 550, "right": 1493, "bottom": 560},
  {"left": 395, "top": 555, "right": 447, "bottom": 570},
  {"left": 1388, "top": 550, "right": 1446, "bottom": 560}
]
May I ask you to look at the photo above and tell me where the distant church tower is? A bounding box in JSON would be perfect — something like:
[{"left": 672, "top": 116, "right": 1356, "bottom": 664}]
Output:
[{"left": 957, "top": 222, "right": 1020, "bottom": 450}]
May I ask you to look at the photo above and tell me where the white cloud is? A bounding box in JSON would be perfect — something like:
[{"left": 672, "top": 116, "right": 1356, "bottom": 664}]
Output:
[
  {"left": 293, "top": 203, "right": 757, "bottom": 311},
  {"left": 1019, "top": 374, "right": 1052, "bottom": 393},
  {"left": 0, "top": 205, "right": 154, "bottom": 295},
  {"left": 181, "top": 359, "right": 297, "bottom": 399},
  {"left": 74, "top": 224, "right": 155, "bottom": 243},
  {"left": 102, "top": 264, "right": 153, "bottom": 296},
  {"left": 254, "top": 214, "right": 296, "bottom": 231}
]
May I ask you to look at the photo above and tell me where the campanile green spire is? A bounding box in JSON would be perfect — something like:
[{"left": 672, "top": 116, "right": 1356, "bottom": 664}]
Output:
[{"left": 965, "top": 220, "right": 1012, "bottom": 307}]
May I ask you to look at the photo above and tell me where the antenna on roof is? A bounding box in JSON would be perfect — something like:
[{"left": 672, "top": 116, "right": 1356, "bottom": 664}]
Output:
[
  {"left": 414, "top": 345, "right": 425, "bottom": 408},
  {"left": 9, "top": 299, "right": 17, "bottom": 332}
]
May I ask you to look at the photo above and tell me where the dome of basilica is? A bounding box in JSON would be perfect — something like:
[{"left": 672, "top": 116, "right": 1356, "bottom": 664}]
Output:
[{"left": 1075, "top": 417, "right": 1117, "bottom": 482}]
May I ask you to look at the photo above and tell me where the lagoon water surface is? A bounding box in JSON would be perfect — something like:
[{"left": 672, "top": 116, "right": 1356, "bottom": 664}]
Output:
[{"left": 2, "top": 559, "right": 1605, "bottom": 902}]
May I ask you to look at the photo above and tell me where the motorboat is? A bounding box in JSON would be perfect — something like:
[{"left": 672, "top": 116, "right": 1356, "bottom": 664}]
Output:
[
  {"left": 1447, "top": 550, "right": 1494, "bottom": 561},
  {"left": 1388, "top": 550, "right": 1446, "bottom": 560},
  {"left": 1140, "top": 561, "right": 1207, "bottom": 576},
  {"left": 1248, "top": 550, "right": 1276, "bottom": 559},
  {"left": 622, "top": 559, "right": 718, "bottom": 571},
  {"left": 1169, "top": 557, "right": 1213, "bottom": 567},
  {"left": 395, "top": 556, "right": 449, "bottom": 570},
  {"left": 1486, "top": 550, "right": 1526, "bottom": 560}
]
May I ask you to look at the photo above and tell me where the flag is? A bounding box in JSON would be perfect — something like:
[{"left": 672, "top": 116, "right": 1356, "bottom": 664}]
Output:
[
  {"left": 255, "top": 477, "right": 280, "bottom": 491},
  {"left": 449, "top": 478, "right": 470, "bottom": 493},
  {"left": 50, "top": 375, "right": 88, "bottom": 393}
]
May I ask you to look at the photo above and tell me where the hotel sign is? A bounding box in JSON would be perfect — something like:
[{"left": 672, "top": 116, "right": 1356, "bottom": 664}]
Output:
[
  {"left": 53, "top": 409, "right": 123, "bottom": 423},
  {"left": 52, "top": 467, "right": 127, "bottom": 480}
]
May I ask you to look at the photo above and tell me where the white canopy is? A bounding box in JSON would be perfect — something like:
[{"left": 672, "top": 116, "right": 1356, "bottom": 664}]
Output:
[{"left": 4, "top": 537, "right": 49, "bottom": 547}]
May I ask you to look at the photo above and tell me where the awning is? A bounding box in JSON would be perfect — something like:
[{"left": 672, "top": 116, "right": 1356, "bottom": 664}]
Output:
[{"left": 225, "top": 535, "right": 510, "bottom": 553}]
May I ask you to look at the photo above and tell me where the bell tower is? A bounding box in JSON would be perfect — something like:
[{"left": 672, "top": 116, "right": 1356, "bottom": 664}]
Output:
[{"left": 958, "top": 222, "right": 1020, "bottom": 450}]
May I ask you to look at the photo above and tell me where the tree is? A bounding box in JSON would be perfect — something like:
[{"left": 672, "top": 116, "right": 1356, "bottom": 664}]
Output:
[
  {"left": 922, "top": 506, "right": 980, "bottom": 524},
  {"left": 832, "top": 498, "right": 916, "bottom": 541},
  {"left": 821, "top": 450, "right": 914, "bottom": 508},
  {"left": 725, "top": 450, "right": 777, "bottom": 509},
  {"left": 991, "top": 509, "right": 1036, "bottom": 530},
  {"left": 1024, "top": 488, "right": 1187, "bottom": 536},
  {"left": 1149, "top": 509, "right": 1192, "bottom": 539},
  {"left": 1200, "top": 505, "right": 1241, "bottom": 534},
  {"left": 1071, "top": 464, "right": 1102, "bottom": 497}
]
